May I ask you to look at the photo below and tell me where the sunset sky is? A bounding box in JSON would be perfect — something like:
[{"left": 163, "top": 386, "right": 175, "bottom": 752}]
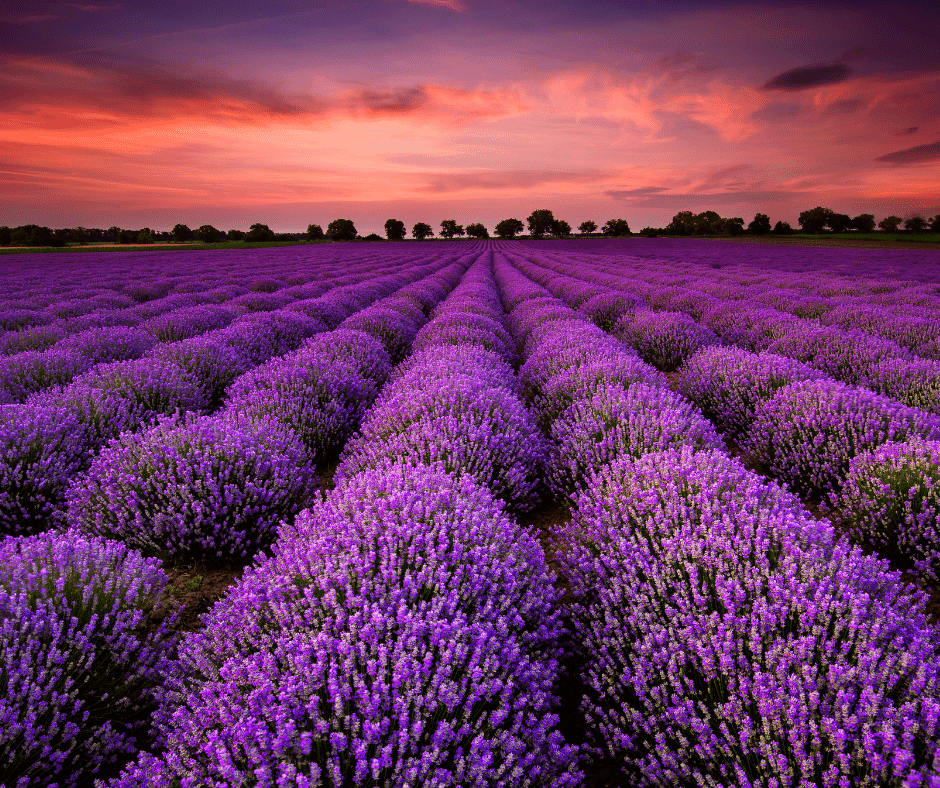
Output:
[{"left": 2, "top": 0, "right": 939, "bottom": 234}]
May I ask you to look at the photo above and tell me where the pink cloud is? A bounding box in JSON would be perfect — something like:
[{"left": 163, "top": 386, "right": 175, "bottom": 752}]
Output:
[{"left": 405, "top": 0, "right": 467, "bottom": 11}]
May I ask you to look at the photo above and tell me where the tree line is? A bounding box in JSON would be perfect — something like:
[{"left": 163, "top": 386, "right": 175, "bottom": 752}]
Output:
[{"left": 2, "top": 208, "right": 938, "bottom": 248}]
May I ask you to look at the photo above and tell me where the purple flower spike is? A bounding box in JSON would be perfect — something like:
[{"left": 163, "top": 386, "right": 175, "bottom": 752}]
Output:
[{"left": 559, "top": 447, "right": 940, "bottom": 787}]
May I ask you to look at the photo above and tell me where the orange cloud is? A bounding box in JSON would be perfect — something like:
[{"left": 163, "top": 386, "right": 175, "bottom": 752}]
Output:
[{"left": 0, "top": 53, "right": 526, "bottom": 131}]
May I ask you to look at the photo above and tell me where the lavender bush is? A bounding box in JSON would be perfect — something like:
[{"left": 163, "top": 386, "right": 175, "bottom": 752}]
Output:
[
  {"left": 547, "top": 383, "right": 723, "bottom": 498},
  {"left": 560, "top": 447, "right": 940, "bottom": 787},
  {"left": 109, "top": 462, "right": 579, "bottom": 788},
  {"left": 746, "top": 379, "right": 940, "bottom": 499},
  {"left": 0, "top": 530, "right": 177, "bottom": 787},
  {"left": 678, "top": 345, "right": 826, "bottom": 441},
  {"left": 67, "top": 413, "right": 316, "bottom": 561},
  {"left": 0, "top": 404, "right": 89, "bottom": 534},
  {"left": 615, "top": 309, "right": 720, "bottom": 372},
  {"left": 835, "top": 438, "right": 940, "bottom": 582}
]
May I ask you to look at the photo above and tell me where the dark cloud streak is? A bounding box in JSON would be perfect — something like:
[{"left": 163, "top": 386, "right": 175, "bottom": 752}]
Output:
[
  {"left": 875, "top": 140, "right": 940, "bottom": 164},
  {"left": 761, "top": 63, "right": 851, "bottom": 91}
]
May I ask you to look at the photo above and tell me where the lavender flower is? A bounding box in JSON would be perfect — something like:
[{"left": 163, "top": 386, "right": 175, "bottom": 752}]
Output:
[
  {"left": 0, "top": 530, "right": 177, "bottom": 787},
  {"left": 547, "top": 383, "right": 724, "bottom": 497},
  {"left": 109, "top": 462, "right": 578, "bottom": 788},
  {"left": 835, "top": 438, "right": 940, "bottom": 582},
  {"left": 746, "top": 378, "right": 940, "bottom": 499},
  {"left": 616, "top": 309, "right": 720, "bottom": 372},
  {"left": 559, "top": 447, "right": 940, "bottom": 787},
  {"left": 67, "top": 413, "right": 316, "bottom": 561}
]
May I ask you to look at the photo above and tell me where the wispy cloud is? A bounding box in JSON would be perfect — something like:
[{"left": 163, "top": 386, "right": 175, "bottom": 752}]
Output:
[
  {"left": 0, "top": 52, "right": 524, "bottom": 128},
  {"left": 405, "top": 0, "right": 467, "bottom": 11},
  {"left": 875, "top": 140, "right": 940, "bottom": 165},
  {"left": 761, "top": 63, "right": 851, "bottom": 91}
]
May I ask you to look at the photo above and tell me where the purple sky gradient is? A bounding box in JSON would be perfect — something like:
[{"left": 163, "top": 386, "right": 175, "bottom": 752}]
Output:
[{"left": 2, "top": 0, "right": 938, "bottom": 233}]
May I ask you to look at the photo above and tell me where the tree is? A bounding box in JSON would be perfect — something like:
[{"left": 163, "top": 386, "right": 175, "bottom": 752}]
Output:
[
  {"left": 172, "top": 223, "right": 193, "bottom": 243},
  {"left": 466, "top": 222, "right": 489, "bottom": 239},
  {"left": 0, "top": 226, "right": 11, "bottom": 246},
  {"left": 878, "top": 216, "right": 902, "bottom": 233},
  {"left": 578, "top": 220, "right": 597, "bottom": 235},
  {"left": 494, "top": 218, "right": 524, "bottom": 239},
  {"left": 412, "top": 222, "right": 434, "bottom": 240},
  {"left": 196, "top": 224, "right": 222, "bottom": 243},
  {"left": 639, "top": 227, "right": 660, "bottom": 237},
  {"left": 771, "top": 220, "right": 793, "bottom": 235},
  {"left": 666, "top": 211, "right": 697, "bottom": 235},
  {"left": 851, "top": 214, "right": 876, "bottom": 233},
  {"left": 72, "top": 227, "right": 89, "bottom": 245},
  {"left": 306, "top": 224, "right": 324, "bottom": 240},
  {"left": 798, "top": 206, "right": 835, "bottom": 233},
  {"left": 552, "top": 219, "right": 572, "bottom": 237},
  {"left": 228, "top": 229, "right": 246, "bottom": 241},
  {"left": 747, "top": 213, "right": 771, "bottom": 235},
  {"left": 108, "top": 226, "right": 122, "bottom": 242},
  {"left": 930, "top": 215, "right": 940, "bottom": 232},
  {"left": 904, "top": 215, "right": 928, "bottom": 232},
  {"left": 118, "top": 229, "right": 137, "bottom": 244},
  {"left": 693, "top": 211, "right": 722, "bottom": 235},
  {"left": 362, "top": 233, "right": 384, "bottom": 241},
  {"left": 245, "top": 223, "right": 276, "bottom": 242},
  {"left": 440, "top": 220, "right": 464, "bottom": 238},
  {"left": 136, "top": 229, "right": 154, "bottom": 244},
  {"left": 828, "top": 213, "right": 852, "bottom": 233},
  {"left": 602, "top": 218, "right": 631, "bottom": 237},
  {"left": 527, "top": 209, "right": 555, "bottom": 238},
  {"left": 722, "top": 217, "right": 745, "bottom": 235},
  {"left": 384, "top": 218, "right": 406, "bottom": 241},
  {"left": 326, "top": 219, "right": 357, "bottom": 241}
]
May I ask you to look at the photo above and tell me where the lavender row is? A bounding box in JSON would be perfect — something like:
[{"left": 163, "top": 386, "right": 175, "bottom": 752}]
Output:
[
  {"left": 64, "top": 258, "right": 468, "bottom": 562},
  {"left": 106, "top": 253, "right": 580, "bottom": 786},
  {"left": 504, "top": 250, "right": 940, "bottom": 582},
  {"left": 494, "top": 250, "right": 940, "bottom": 786},
  {"left": 0, "top": 253, "right": 433, "bottom": 403},
  {"left": 1, "top": 253, "right": 462, "bottom": 539},
  {"left": 0, "top": 256, "right": 471, "bottom": 788}
]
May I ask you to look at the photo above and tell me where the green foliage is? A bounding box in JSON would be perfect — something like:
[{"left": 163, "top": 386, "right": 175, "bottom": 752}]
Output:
[
  {"left": 722, "top": 217, "right": 745, "bottom": 235},
  {"left": 384, "top": 218, "right": 406, "bottom": 240},
  {"left": 8, "top": 225, "right": 65, "bottom": 247},
  {"left": 136, "top": 229, "right": 154, "bottom": 244},
  {"left": 227, "top": 229, "right": 246, "bottom": 241},
  {"left": 905, "top": 215, "right": 928, "bottom": 232},
  {"left": 172, "top": 223, "right": 193, "bottom": 242},
  {"left": 827, "top": 212, "right": 853, "bottom": 233},
  {"left": 578, "top": 220, "right": 597, "bottom": 235},
  {"left": 306, "top": 224, "right": 324, "bottom": 240},
  {"left": 852, "top": 214, "right": 876, "bottom": 233},
  {"left": 362, "top": 233, "right": 384, "bottom": 241},
  {"left": 195, "top": 225, "right": 221, "bottom": 243},
  {"left": 494, "top": 218, "right": 524, "bottom": 238},
  {"left": 246, "top": 223, "right": 276, "bottom": 242},
  {"left": 72, "top": 227, "right": 89, "bottom": 245},
  {"left": 772, "top": 220, "right": 793, "bottom": 234},
  {"left": 602, "top": 218, "right": 631, "bottom": 237},
  {"left": 465, "top": 222, "right": 489, "bottom": 238},
  {"left": 552, "top": 219, "right": 572, "bottom": 237},
  {"left": 879, "top": 215, "right": 902, "bottom": 232},
  {"left": 0, "top": 226, "right": 10, "bottom": 246},
  {"left": 798, "top": 206, "right": 835, "bottom": 233},
  {"left": 326, "top": 219, "right": 357, "bottom": 241},
  {"left": 412, "top": 221, "right": 434, "bottom": 240},
  {"left": 526, "top": 209, "right": 555, "bottom": 238},
  {"left": 439, "top": 219, "right": 464, "bottom": 238},
  {"left": 748, "top": 213, "right": 771, "bottom": 235},
  {"left": 639, "top": 227, "right": 660, "bottom": 237}
]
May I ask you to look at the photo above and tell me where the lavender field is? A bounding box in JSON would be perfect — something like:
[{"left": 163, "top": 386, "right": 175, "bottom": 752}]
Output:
[{"left": 2, "top": 239, "right": 940, "bottom": 787}]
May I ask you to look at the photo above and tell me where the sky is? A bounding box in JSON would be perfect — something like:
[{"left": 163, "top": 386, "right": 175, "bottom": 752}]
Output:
[{"left": 2, "top": 0, "right": 939, "bottom": 234}]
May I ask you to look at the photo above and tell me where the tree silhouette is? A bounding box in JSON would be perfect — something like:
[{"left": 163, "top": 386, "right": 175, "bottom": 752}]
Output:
[
  {"left": 578, "top": 220, "right": 597, "bottom": 235},
  {"left": 384, "top": 219, "right": 406, "bottom": 240},
  {"left": 527, "top": 209, "right": 555, "bottom": 238},
  {"left": 602, "top": 218, "right": 631, "bottom": 237},
  {"left": 466, "top": 222, "right": 489, "bottom": 238},
  {"left": 326, "top": 219, "right": 357, "bottom": 241},
  {"left": 412, "top": 222, "right": 434, "bottom": 240},
  {"left": 495, "top": 218, "right": 524, "bottom": 238}
]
